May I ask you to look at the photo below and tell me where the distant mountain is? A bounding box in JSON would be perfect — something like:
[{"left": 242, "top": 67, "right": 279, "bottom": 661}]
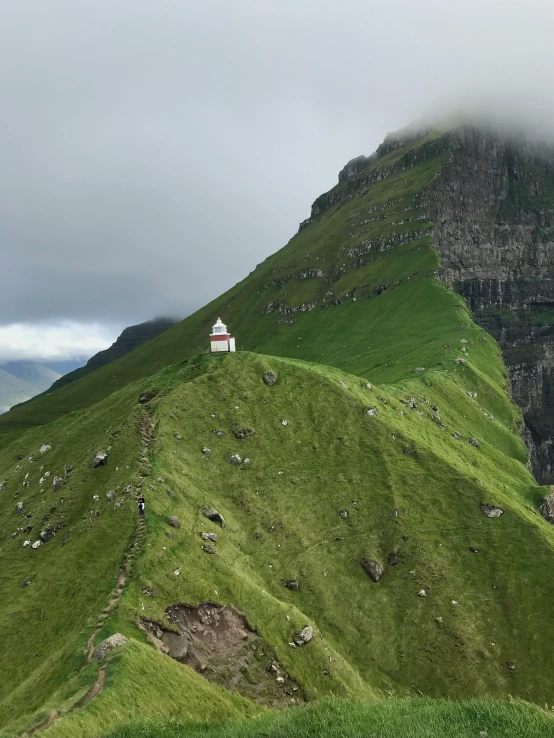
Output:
[
  {"left": 44, "top": 359, "right": 87, "bottom": 376},
  {"left": 47, "top": 317, "right": 178, "bottom": 393},
  {"left": 0, "top": 361, "right": 61, "bottom": 412}
]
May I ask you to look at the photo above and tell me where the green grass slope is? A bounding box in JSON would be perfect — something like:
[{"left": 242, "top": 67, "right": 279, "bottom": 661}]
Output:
[{"left": 1, "top": 126, "right": 553, "bottom": 736}]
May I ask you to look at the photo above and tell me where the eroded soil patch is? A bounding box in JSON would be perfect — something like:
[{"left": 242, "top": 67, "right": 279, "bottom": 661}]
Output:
[{"left": 141, "top": 601, "right": 305, "bottom": 707}]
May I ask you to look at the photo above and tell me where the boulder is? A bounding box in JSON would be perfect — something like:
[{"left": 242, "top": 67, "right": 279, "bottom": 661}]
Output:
[
  {"left": 365, "top": 407, "right": 379, "bottom": 418},
  {"left": 481, "top": 503, "right": 504, "bottom": 518},
  {"left": 293, "top": 625, "right": 313, "bottom": 646},
  {"left": 364, "top": 383, "right": 372, "bottom": 391},
  {"left": 262, "top": 372, "right": 277, "bottom": 386},
  {"left": 361, "top": 558, "right": 383, "bottom": 582},
  {"left": 93, "top": 633, "right": 128, "bottom": 660},
  {"left": 168, "top": 516, "right": 181, "bottom": 529},
  {"left": 51, "top": 476, "right": 64, "bottom": 492},
  {"left": 138, "top": 391, "right": 158, "bottom": 404},
  {"left": 106, "top": 490, "right": 116, "bottom": 500},
  {"left": 539, "top": 490, "right": 554, "bottom": 523},
  {"left": 22, "top": 578, "right": 32, "bottom": 588},
  {"left": 201, "top": 545, "right": 216, "bottom": 554},
  {"left": 39, "top": 444, "right": 51, "bottom": 454},
  {"left": 227, "top": 454, "right": 242, "bottom": 466},
  {"left": 202, "top": 506, "right": 226, "bottom": 528},
  {"left": 339, "top": 509, "right": 349, "bottom": 519},
  {"left": 281, "top": 579, "right": 299, "bottom": 591},
  {"left": 31, "top": 540, "right": 41, "bottom": 549},
  {"left": 233, "top": 428, "right": 255, "bottom": 439},
  {"left": 212, "top": 430, "right": 225, "bottom": 438},
  {"left": 39, "top": 529, "right": 55, "bottom": 543},
  {"left": 92, "top": 451, "right": 109, "bottom": 468},
  {"left": 387, "top": 552, "right": 399, "bottom": 566},
  {"left": 201, "top": 447, "right": 212, "bottom": 457},
  {"left": 174, "top": 434, "right": 182, "bottom": 440},
  {"left": 201, "top": 532, "right": 218, "bottom": 542},
  {"left": 469, "top": 438, "right": 481, "bottom": 448}
]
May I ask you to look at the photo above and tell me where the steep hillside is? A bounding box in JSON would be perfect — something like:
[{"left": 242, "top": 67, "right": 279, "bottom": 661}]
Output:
[
  {"left": 0, "top": 124, "right": 554, "bottom": 737},
  {"left": 0, "top": 362, "right": 60, "bottom": 413},
  {"left": 45, "top": 318, "right": 177, "bottom": 394}
]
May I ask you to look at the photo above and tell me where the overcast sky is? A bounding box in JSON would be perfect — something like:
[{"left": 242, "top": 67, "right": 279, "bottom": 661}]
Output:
[{"left": 1, "top": 0, "right": 554, "bottom": 362}]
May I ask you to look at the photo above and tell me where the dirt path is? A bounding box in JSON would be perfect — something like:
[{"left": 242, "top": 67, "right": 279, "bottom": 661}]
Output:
[{"left": 24, "top": 413, "right": 153, "bottom": 735}]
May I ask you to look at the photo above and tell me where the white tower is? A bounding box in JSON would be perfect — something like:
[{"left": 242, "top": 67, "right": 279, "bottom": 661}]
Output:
[{"left": 210, "top": 317, "right": 236, "bottom": 353}]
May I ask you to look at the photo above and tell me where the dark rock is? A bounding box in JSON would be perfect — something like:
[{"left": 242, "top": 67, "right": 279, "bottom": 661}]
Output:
[
  {"left": 39, "top": 528, "right": 55, "bottom": 543},
  {"left": 227, "top": 454, "right": 242, "bottom": 466},
  {"left": 138, "top": 391, "right": 158, "bottom": 404},
  {"left": 201, "top": 545, "right": 216, "bottom": 554},
  {"left": 361, "top": 558, "right": 383, "bottom": 582},
  {"left": 539, "top": 490, "right": 554, "bottom": 523},
  {"left": 167, "top": 489, "right": 175, "bottom": 498},
  {"left": 202, "top": 506, "right": 226, "bottom": 528},
  {"left": 92, "top": 451, "right": 108, "bottom": 468},
  {"left": 166, "top": 532, "right": 174, "bottom": 540},
  {"left": 387, "top": 552, "right": 399, "bottom": 566},
  {"left": 262, "top": 372, "right": 277, "bottom": 386},
  {"left": 481, "top": 503, "right": 504, "bottom": 518},
  {"left": 61, "top": 531, "right": 71, "bottom": 547},
  {"left": 469, "top": 547, "right": 480, "bottom": 553},
  {"left": 167, "top": 516, "right": 180, "bottom": 528},
  {"left": 212, "top": 429, "right": 225, "bottom": 438},
  {"left": 201, "top": 447, "right": 212, "bottom": 457},
  {"left": 253, "top": 532, "right": 262, "bottom": 540},
  {"left": 174, "top": 434, "right": 182, "bottom": 440},
  {"left": 469, "top": 438, "right": 480, "bottom": 448},
  {"left": 233, "top": 428, "right": 255, "bottom": 439},
  {"left": 106, "top": 490, "right": 116, "bottom": 500},
  {"left": 22, "top": 578, "right": 32, "bottom": 588},
  {"left": 293, "top": 626, "right": 313, "bottom": 646},
  {"left": 281, "top": 579, "right": 299, "bottom": 591},
  {"left": 506, "top": 660, "right": 516, "bottom": 672}
]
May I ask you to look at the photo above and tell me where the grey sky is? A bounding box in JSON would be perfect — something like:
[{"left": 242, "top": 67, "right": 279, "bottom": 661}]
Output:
[{"left": 1, "top": 0, "right": 554, "bottom": 360}]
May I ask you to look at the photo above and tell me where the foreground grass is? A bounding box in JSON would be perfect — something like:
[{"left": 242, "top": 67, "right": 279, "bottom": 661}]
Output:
[{"left": 101, "top": 698, "right": 554, "bottom": 738}]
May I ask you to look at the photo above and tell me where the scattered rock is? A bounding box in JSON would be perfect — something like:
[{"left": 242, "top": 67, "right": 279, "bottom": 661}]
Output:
[
  {"left": 435, "top": 616, "right": 443, "bottom": 624},
  {"left": 453, "top": 431, "right": 462, "bottom": 439},
  {"left": 233, "top": 428, "right": 255, "bottom": 439},
  {"left": 281, "top": 579, "right": 299, "bottom": 591},
  {"left": 202, "top": 447, "right": 212, "bottom": 457},
  {"left": 22, "top": 578, "right": 32, "bottom": 588},
  {"left": 262, "top": 372, "right": 277, "bottom": 386},
  {"left": 387, "top": 552, "right": 399, "bottom": 566},
  {"left": 365, "top": 407, "right": 379, "bottom": 418},
  {"left": 416, "top": 589, "right": 427, "bottom": 597},
  {"left": 481, "top": 504, "right": 504, "bottom": 518},
  {"left": 212, "top": 429, "right": 225, "bottom": 438},
  {"left": 414, "top": 367, "right": 425, "bottom": 373},
  {"left": 106, "top": 490, "right": 116, "bottom": 500},
  {"left": 539, "top": 490, "right": 554, "bottom": 523},
  {"left": 202, "top": 507, "right": 226, "bottom": 528},
  {"left": 51, "top": 476, "right": 64, "bottom": 492},
  {"left": 168, "top": 516, "right": 180, "bottom": 529},
  {"left": 242, "top": 457, "right": 251, "bottom": 466},
  {"left": 506, "top": 660, "right": 516, "bottom": 672},
  {"left": 469, "top": 547, "right": 479, "bottom": 554},
  {"left": 39, "top": 529, "right": 55, "bottom": 543},
  {"left": 469, "top": 438, "right": 480, "bottom": 448},
  {"left": 174, "top": 568, "right": 181, "bottom": 576},
  {"left": 337, "top": 380, "right": 348, "bottom": 389},
  {"left": 39, "top": 444, "right": 51, "bottom": 454},
  {"left": 293, "top": 626, "right": 313, "bottom": 646},
  {"left": 339, "top": 509, "right": 349, "bottom": 519},
  {"left": 201, "top": 545, "right": 216, "bottom": 554},
  {"left": 253, "top": 532, "right": 263, "bottom": 540},
  {"left": 93, "top": 633, "right": 129, "bottom": 660},
  {"left": 360, "top": 558, "right": 383, "bottom": 582},
  {"left": 31, "top": 540, "right": 41, "bottom": 549},
  {"left": 379, "top": 397, "right": 388, "bottom": 405},
  {"left": 455, "top": 358, "right": 466, "bottom": 364},
  {"left": 227, "top": 454, "right": 242, "bottom": 466},
  {"left": 451, "top": 600, "right": 459, "bottom": 606},
  {"left": 174, "top": 434, "right": 182, "bottom": 440},
  {"left": 166, "top": 532, "right": 174, "bottom": 540},
  {"left": 281, "top": 419, "right": 288, "bottom": 427},
  {"left": 364, "top": 383, "right": 372, "bottom": 391},
  {"left": 201, "top": 532, "right": 218, "bottom": 543},
  {"left": 92, "top": 451, "right": 108, "bottom": 468},
  {"left": 16, "top": 502, "right": 24, "bottom": 514},
  {"left": 138, "top": 391, "right": 158, "bottom": 404},
  {"left": 23, "top": 540, "right": 31, "bottom": 547}
]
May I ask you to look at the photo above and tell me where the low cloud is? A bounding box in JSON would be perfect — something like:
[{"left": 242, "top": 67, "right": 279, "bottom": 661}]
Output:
[{"left": 0, "top": 321, "right": 118, "bottom": 363}]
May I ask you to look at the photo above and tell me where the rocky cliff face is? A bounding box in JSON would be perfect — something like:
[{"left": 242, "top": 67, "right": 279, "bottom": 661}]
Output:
[
  {"left": 423, "top": 127, "right": 554, "bottom": 483},
  {"left": 313, "top": 124, "right": 554, "bottom": 482}
]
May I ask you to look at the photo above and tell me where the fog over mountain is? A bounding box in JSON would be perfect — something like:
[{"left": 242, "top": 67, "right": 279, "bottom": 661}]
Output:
[{"left": 1, "top": 0, "right": 554, "bottom": 360}]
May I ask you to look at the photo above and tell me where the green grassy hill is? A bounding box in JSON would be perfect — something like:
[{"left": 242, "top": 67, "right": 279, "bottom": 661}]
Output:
[{"left": 1, "top": 126, "right": 554, "bottom": 737}]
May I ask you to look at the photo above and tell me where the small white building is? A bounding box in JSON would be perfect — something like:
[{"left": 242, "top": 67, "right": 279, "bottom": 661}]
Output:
[{"left": 210, "top": 317, "right": 236, "bottom": 353}]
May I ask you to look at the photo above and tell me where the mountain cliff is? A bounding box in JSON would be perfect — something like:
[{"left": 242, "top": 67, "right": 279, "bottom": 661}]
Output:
[{"left": 1, "top": 123, "right": 554, "bottom": 737}]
